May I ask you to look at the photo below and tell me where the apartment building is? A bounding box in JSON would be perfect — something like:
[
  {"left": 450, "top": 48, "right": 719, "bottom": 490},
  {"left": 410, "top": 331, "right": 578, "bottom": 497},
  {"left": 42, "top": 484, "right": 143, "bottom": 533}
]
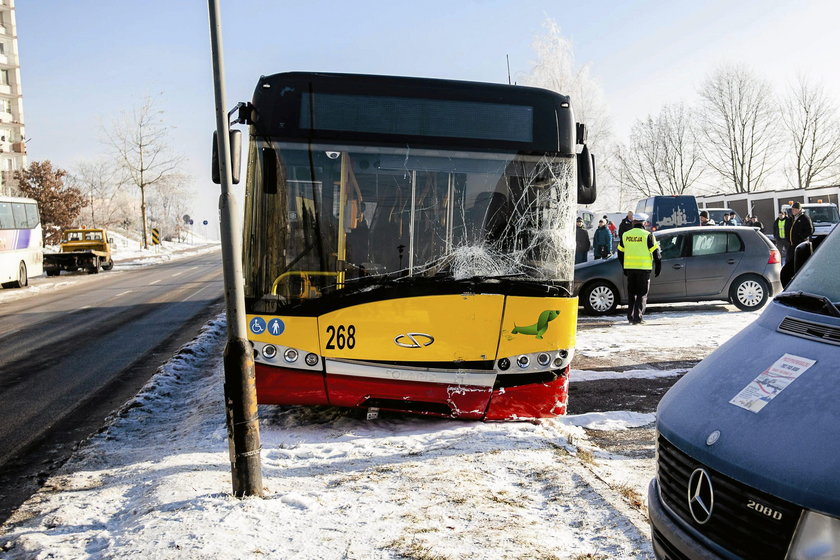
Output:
[{"left": 0, "top": 0, "right": 25, "bottom": 196}]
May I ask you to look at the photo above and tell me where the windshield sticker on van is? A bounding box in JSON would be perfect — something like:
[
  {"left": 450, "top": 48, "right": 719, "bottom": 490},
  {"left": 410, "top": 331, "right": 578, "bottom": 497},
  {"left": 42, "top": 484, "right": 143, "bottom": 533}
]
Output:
[{"left": 729, "top": 354, "right": 816, "bottom": 413}]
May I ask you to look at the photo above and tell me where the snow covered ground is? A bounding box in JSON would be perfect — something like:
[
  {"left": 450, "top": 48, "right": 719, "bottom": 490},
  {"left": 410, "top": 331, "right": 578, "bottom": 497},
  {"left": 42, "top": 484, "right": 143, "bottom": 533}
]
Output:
[{"left": 0, "top": 298, "right": 763, "bottom": 559}]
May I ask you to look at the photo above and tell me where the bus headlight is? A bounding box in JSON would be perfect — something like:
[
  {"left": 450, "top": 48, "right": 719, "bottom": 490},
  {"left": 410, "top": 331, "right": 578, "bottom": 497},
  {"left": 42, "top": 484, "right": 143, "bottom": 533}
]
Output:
[
  {"left": 788, "top": 511, "right": 840, "bottom": 559},
  {"left": 284, "top": 348, "right": 299, "bottom": 363},
  {"left": 262, "top": 344, "right": 277, "bottom": 359},
  {"left": 304, "top": 353, "right": 319, "bottom": 367},
  {"left": 517, "top": 355, "right": 530, "bottom": 368},
  {"left": 537, "top": 353, "right": 551, "bottom": 367}
]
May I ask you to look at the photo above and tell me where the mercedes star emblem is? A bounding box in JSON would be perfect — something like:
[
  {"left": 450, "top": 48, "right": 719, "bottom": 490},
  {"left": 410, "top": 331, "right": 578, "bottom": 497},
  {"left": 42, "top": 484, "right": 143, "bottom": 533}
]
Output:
[{"left": 687, "top": 468, "right": 714, "bottom": 524}]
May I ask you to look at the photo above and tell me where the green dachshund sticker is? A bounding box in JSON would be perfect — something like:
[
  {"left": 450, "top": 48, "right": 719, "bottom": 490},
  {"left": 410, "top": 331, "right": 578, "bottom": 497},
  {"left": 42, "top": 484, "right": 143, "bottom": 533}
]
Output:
[{"left": 511, "top": 310, "right": 560, "bottom": 339}]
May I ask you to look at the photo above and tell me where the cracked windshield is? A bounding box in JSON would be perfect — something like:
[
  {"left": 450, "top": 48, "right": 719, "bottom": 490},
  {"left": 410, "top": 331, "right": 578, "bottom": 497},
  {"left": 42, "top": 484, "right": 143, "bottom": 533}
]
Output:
[{"left": 243, "top": 143, "right": 576, "bottom": 307}]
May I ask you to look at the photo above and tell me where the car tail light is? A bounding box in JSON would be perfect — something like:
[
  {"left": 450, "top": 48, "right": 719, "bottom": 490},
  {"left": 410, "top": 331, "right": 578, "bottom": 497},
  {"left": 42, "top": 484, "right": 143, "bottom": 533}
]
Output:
[{"left": 768, "top": 249, "right": 781, "bottom": 264}]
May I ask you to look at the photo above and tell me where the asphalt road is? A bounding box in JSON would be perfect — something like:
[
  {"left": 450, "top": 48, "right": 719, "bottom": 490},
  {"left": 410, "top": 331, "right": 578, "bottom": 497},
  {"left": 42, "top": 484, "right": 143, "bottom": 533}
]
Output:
[{"left": 0, "top": 249, "right": 224, "bottom": 522}]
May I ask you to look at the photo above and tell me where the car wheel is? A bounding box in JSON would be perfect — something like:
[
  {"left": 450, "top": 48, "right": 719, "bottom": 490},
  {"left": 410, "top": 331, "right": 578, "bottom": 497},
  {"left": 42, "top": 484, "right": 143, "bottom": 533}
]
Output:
[
  {"left": 582, "top": 281, "right": 618, "bottom": 315},
  {"left": 730, "top": 275, "right": 769, "bottom": 311}
]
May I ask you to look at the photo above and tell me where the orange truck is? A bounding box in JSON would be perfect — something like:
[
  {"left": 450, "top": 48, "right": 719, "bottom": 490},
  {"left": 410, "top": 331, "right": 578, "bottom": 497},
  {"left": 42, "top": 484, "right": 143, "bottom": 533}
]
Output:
[{"left": 43, "top": 228, "right": 114, "bottom": 275}]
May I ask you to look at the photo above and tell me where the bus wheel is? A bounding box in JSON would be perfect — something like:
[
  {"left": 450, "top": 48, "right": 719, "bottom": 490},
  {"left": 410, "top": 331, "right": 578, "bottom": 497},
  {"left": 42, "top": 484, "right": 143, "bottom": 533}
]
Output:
[
  {"left": 101, "top": 258, "right": 114, "bottom": 271},
  {"left": 9, "top": 261, "right": 28, "bottom": 288},
  {"left": 88, "top": 258, "right": 101, "bottom": 274},
  {"left": 582, "top": 281, "right": 618, "bottom": 315}
]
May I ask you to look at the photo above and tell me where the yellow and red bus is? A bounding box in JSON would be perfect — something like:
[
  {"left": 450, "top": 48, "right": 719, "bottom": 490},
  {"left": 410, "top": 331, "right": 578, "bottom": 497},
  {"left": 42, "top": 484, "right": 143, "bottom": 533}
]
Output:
[{"left": 239, "top": 72, "right": 596, "bottom": 420}]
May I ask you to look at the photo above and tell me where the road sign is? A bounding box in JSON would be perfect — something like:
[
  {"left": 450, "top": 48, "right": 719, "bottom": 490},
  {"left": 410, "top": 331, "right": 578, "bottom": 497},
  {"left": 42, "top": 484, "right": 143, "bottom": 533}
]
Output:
[{"left": 151, "top": 228, "right": 161, "bottom": 245}]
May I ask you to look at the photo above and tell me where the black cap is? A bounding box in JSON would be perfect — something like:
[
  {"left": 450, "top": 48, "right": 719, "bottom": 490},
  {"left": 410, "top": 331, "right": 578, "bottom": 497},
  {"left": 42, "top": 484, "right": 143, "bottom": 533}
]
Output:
[{"left": 792, "top": 202, "right": 801, "bottom": 209}]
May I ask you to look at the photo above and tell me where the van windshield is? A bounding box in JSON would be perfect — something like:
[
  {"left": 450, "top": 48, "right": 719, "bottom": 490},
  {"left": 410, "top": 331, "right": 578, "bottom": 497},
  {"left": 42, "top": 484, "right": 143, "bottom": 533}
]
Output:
[
  {"left": 804, "top": 206, "right": 840, "bottom": 224},
  {"left": 786, "top": 229, "right": 840, "bottom": 302}
]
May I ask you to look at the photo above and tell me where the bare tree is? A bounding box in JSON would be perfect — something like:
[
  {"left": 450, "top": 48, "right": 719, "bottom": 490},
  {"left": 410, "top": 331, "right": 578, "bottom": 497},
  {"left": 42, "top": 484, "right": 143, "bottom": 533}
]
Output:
[
  {"left": 782, "top": 75, "right": 840, "bottom": 189},
  {"left": 613, "top": 103, "right": 704, "bottom": 197},
  {"left": 68, "top": 159, "right": 133, "bottom": 228},
  {"left": 522, "top": 17, "right": 612, "bottom": 154},
  {"left": 698, "top": 64, "right": 779, "bottom": 194},
  {"left": 106, "top": 97, "right": 185, "bottom": 248}
]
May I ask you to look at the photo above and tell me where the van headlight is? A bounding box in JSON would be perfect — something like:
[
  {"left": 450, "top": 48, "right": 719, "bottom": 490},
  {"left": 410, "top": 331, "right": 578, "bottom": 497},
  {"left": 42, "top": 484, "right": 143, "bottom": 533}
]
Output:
[{"left": 788, "top": 511, "right": 840, "bottom": 559}]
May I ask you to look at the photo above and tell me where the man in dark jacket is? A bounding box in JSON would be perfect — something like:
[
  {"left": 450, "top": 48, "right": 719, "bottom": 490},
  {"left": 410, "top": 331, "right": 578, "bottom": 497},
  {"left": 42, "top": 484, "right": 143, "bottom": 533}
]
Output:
[
  {"left": 593, "top": 219, "right": 612, "bottom": 259},
  {"left": 575, "top": 217, "right": 591, "bottom": 264},
  {"left": 618, "top": 213, "right": 662, "bottom": 324},
  {"left": 786, "top": 202, "right": 815, "bottom": 248},
  {"left": 617, "top": 210, "right": 634, "bottom": 239}
]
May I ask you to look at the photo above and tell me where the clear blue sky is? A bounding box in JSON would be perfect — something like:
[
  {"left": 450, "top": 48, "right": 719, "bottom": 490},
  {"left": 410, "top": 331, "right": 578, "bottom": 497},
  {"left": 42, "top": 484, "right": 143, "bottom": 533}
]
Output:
[{"left": 15, "top": 1, "right": 840, "bottom": 225}]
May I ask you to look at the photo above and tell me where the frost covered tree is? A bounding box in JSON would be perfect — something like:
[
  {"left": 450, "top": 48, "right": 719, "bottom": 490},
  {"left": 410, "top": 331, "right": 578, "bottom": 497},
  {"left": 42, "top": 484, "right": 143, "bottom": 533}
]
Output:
[
  {"left": 613, "top": 103, "right": 704, "bottom": 197},
  {"left": 698, "top": 64, "right": 779, "bottom": 194},
  {"left": 146, "top": 172, "right": 194, "bottom": 241},
  {"left": 106, "top": 97, "right": 185, "bottom": 248},
  {"left": 782, "top": 76, "right": 840, "bottom": 189},
  {"left": 522, "top": 18, "right": 612, "bottom": 155},
  {"left": 69, "top": 159, "right": 134, "bottom": 229}
]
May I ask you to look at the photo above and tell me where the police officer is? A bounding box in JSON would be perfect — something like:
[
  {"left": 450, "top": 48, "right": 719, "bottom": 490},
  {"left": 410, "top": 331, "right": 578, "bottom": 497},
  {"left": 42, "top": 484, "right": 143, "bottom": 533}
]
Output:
[
  {"left": 773, "top": 210, "right": 788, "bottom": 259},
  {"left": 617, "top": 213, "right": 662, "bottom": 324}
]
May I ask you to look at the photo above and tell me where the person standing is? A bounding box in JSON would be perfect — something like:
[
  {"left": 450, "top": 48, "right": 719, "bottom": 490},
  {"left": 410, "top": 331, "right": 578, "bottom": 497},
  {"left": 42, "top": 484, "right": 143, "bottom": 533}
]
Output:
[
  {"left": 605, "top": 216, "right": 617, "bottom": 239},
  {"left": 593, "top": 219, "right": 612, "bottom": 259},
  {"left": 699, "top": 210, "right": 714, "bottom": 226},
  {"left": 618, "top": 213, "right": 662, "bottom": 325},
  {"left": 575, "top": 217, "right": 591, "bottom": 264},
  {"left": 720, "top": 212, "right": 732, "bottom": 226},
  {"left": 618, "top": 210, "right": 635, "bottom": 239},
  {"left": 786, "top": 202, "right": 814, "bottom": 248},
  {"left": 773, "top": 211, "right": 788, "bottom": 259}
]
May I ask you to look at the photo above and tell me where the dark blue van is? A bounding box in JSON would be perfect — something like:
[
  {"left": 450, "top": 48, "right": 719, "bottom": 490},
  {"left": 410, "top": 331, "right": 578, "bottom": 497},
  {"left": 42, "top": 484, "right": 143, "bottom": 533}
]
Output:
[
  {"left": 649, "top": 225, "right": 840, "bottom": 559},
  {"left": 636, "top": 195, "right": 700, "bottom": 231}
]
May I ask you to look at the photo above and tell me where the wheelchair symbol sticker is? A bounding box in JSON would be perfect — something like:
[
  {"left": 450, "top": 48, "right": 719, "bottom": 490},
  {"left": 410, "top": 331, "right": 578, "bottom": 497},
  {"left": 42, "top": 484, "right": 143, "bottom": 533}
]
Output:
[
  {"left": 250, "top": 317, "right": 267, "bottom": 334},
  {"left": 268, "top": 318, "right": 285, "bottom": 336}
]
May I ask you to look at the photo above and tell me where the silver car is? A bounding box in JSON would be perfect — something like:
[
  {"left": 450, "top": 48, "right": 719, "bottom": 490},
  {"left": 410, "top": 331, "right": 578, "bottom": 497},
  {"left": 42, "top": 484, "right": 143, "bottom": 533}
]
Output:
[{"left": 574, "top": 226, "right": 783, "bottom": 315}]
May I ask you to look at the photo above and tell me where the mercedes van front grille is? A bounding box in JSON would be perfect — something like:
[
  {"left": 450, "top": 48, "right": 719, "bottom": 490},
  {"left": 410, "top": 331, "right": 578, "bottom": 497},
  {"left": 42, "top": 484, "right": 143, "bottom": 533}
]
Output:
[
  {"left": 656, "top": 435, "right": 802, "bottom": 559},
  {"left": 778, "top": 316, "right": 840, "bottom": 346}
]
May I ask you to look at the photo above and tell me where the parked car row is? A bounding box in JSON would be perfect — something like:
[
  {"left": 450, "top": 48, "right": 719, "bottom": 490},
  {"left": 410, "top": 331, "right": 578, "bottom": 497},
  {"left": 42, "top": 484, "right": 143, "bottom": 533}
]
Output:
[{"left": 574, "top": 226, "right": 782, "bottom": 315}]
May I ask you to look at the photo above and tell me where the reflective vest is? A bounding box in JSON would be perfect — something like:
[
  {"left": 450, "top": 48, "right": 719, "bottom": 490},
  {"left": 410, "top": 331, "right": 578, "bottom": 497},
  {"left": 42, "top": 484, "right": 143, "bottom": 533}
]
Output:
[
  {"left": 619, "top": 227, "right": 659, "bottom": 270},
  {"left": 777, "top": 218, "right": 786, "bottom": 239}
]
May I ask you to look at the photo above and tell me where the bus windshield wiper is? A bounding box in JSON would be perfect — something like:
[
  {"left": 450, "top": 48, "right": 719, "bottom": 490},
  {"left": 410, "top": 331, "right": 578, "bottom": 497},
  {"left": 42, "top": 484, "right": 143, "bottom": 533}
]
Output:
[{"left": 775, "top": 291, "right": 840, "bottom": 317}]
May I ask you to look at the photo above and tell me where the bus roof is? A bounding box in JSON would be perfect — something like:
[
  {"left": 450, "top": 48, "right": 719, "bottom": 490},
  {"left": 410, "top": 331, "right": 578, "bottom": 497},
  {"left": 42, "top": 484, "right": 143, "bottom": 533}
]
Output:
[
  {"left": 249, "top": 72, "right": 577, "bottom": 155},
  {"left": 0, "top": 196, "right": 38, "bottom": 204}
]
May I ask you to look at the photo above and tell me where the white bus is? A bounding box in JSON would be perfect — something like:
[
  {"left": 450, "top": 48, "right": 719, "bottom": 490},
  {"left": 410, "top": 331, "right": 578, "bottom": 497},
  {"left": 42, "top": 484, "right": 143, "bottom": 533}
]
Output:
[{"left": 0, "top": 196, "right": 43, "bottom": 288}]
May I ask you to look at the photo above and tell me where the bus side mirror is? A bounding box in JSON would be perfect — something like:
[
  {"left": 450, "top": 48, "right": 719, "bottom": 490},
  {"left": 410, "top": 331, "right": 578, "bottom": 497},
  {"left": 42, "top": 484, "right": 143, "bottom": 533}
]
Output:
[
  {"left": 577, "top": 144, "right": 597, "bottom": 204},
  {"left": 108, "top": 238, "right": 114, "bottom": 245},
  {"left": 211, "top": 129, "right": 242, "bottom": 185}
]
